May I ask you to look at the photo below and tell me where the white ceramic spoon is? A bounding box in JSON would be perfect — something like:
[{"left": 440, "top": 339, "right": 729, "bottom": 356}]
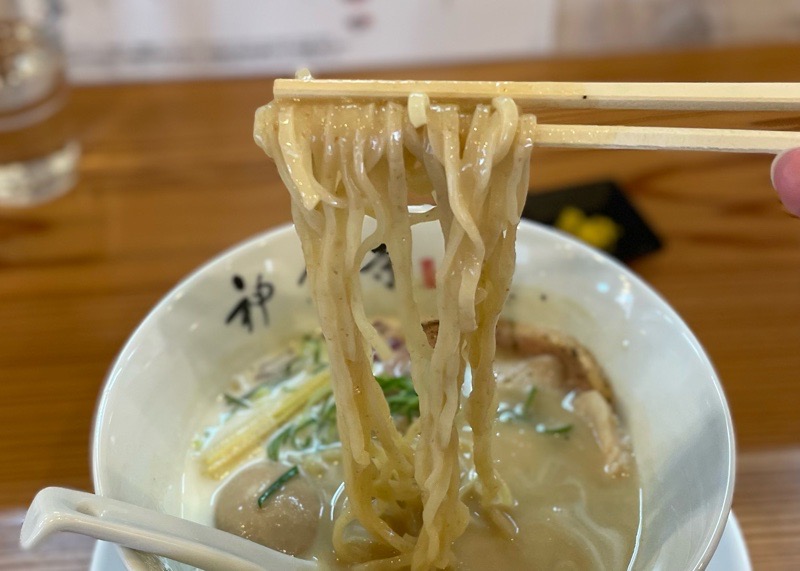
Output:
[{"left": 21, "top": 487, "right": 316, "bottom": 571}]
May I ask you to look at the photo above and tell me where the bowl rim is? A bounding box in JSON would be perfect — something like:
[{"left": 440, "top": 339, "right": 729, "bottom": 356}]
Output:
[
  {"left": 91, "top": 222, "right": 298, "bottom": 485},
  {"left": 91, "top": 220, "right": 735, "bottom": 571}
]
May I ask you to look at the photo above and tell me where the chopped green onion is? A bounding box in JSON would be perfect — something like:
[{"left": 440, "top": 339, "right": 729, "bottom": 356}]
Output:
[
  {"left": 223, "top": 393, "right": 251, "bottom": 409},
  {"left": 403, "top": 399, "right": 419, "bottom": 421},
  {"left": 386, "top": 394, "right": 419, "bottom": 417},
  {"left": 318, "top": 421, "right": 338, "bottom": 444},
  {"left": 291, "top": 417, "right": 318, "bottom": 449},
  {"left": 375, "top": 375, "right": 413, "bottom": 391},
  {"left": 319, "top": 397, "right": 337, "bottom": 423},
  {"left": 535, "top": 423, "right": 573, "bottom": 435},
  {"left": 385, "top": 394, "right": 409, "bottom": 405},
  {"left": 267, "top": 425, "right": 294, "bottom": 461},
  {"left": 377, "top": 375, "right": 419, "bottom": 421},
  {"left": 239, "top": 382, "right": 271, "bottom": 401},
  {"left": 293, "top": 416, "right": 317, "bottom": 433},
  {"left": 523, "top": 386, "right": 538, "bottom": 416},
  {"left": 257, "top": 466, "right": 299, "bottom": 508}
]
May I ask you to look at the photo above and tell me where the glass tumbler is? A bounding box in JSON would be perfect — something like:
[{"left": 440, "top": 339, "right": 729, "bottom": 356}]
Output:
[{"left": 0, "top": 0, "right": 78, "bottom": 207}]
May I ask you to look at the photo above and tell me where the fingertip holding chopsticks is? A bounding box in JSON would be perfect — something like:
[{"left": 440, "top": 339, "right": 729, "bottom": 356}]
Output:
[{"left": 273, "top": 79, "right": 800, "bottom": 154}]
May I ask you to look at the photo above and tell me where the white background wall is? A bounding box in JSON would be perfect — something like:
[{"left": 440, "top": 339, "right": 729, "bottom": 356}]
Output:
[
  {"left": 556, "top": 0, "right": 800, "bottom": 52},
  {"left": 61, "top": 0, "right": 557, "bottom": 83},
  {"left": 60, "top": 0, "right": 800, "bottom": 84}
]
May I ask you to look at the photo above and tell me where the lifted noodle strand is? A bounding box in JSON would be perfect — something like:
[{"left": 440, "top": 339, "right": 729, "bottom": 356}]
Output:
[{"left": 254, "top": 95, "right": 537, "bottom": 570}]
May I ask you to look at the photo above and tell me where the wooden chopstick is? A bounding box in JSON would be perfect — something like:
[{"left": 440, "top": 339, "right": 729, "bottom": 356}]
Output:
[
  {"left": 273, "top": 79, "right": 800, "bottom": 154},
  {"left": 274, "top": 79, "right": 800, "bottom": 112},
  {"left": 536, "top": 124, "right": 800, "bottom": 153}
]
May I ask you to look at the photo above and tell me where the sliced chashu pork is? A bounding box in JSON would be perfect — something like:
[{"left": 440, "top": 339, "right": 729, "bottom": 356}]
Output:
[{"left": 422, "top": 318, "right": 632, "bottom": 477}]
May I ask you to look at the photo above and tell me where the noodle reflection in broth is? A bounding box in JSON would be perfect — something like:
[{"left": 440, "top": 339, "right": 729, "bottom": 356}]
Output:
[{"left": 255, "top": 93, "right": 534, "bottom": 568}]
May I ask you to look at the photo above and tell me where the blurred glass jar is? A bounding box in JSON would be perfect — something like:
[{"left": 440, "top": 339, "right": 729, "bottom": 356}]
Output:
[{"left": 0, "top": 0, "right": 78, "bottom": 207}]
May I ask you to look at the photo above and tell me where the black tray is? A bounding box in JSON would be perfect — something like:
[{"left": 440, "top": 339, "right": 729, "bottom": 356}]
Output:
[{"left": 522, "top": 180, "right": 662, "bottom": 262}]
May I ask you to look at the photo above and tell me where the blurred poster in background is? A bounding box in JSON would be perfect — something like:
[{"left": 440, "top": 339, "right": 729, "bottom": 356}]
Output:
[
  {"left": 60, "top": 0, "right": 558, "bottom": 83},
  {"left": 60, "top": 0, "right": 800, "bottom": 84},
  {"left": 556, "top": 0, "right": 800, "bottom": 52}
]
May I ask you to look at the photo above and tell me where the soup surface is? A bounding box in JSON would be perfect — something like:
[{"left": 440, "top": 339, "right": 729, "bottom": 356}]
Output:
[{"left": 183, "top": 319, "right": 641, "bottom": 569}]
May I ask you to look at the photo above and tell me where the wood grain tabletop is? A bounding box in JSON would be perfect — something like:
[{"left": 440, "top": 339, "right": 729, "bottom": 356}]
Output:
[{"left": 1, "top": 43, "right": 799, "bottom": 570}]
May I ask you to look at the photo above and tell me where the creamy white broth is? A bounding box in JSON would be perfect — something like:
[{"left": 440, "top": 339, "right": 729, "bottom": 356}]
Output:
[
  {"left": 182, "top": 323, "right": 641, "bottom": 569},
  {"left": 455, "top": 387, "right": 640, "bottom": 570}
]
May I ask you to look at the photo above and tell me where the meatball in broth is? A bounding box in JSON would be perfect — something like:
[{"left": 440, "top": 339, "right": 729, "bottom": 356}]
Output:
[{"left": 214, "top": 461, "right": 321, "bottom": 556}]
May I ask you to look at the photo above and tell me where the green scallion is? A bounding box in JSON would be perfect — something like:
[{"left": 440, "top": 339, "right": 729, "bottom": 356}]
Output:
[
  {"left": 267, "top": 424, "right": 294, "bottom": 461},
  {"left": 257, "top": 465, "right": 299, "bottom": 508},
  {"left": 375, "top": 375, "right": 413, "bottom": 392},
  {"left": 291, "top": 417, "right": 318, "bottom": 449},
  {"left": 535, "top": 423, "right": 573, "bottom": 435},
  {"left": 223, "top": 393, "right": 251, "bottom": 409},
  {"left": 376, "top": 375, "right": 420, "bottom": 421},
  {"left": 522, "top": 386, "right": 538, "bottom": 416},
  {"left": 319, "top": 397, "right": 337, "bottom": 423},
  {"left": 239, "top": 382, "right": 271, "bottom": 401}
]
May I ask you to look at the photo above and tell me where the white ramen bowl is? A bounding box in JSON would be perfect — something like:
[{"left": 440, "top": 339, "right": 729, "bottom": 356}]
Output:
[{"left": 93, "top": 219, "right": 734, "bottom": 571}]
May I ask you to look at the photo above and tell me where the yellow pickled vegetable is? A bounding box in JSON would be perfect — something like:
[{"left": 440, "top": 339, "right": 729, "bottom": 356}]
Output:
[
  {"left": 555, "top": 206, "right": 622, "bottom": 252},
  {"left": 201, "top": 369, "right": 331, "bottom": 479}
]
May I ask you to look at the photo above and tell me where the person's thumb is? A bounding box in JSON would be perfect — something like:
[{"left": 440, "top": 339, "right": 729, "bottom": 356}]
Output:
[{"left": 771, "top": 148, "right": 800, "bottom": 216}]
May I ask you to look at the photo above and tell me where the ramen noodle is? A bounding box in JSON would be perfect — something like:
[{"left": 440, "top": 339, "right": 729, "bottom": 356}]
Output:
[{"left": 251, "top": 90, "right": 537, "bottom": 569}]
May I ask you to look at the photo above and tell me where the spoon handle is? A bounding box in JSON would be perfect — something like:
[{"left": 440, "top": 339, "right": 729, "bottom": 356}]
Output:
[{"left": 20, "top": 487, "right": 314, "bottom": 571}]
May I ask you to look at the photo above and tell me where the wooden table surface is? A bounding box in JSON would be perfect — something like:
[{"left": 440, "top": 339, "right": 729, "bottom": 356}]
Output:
[{"left": 2, "top": 44, "right": 799, "bottom": 570}]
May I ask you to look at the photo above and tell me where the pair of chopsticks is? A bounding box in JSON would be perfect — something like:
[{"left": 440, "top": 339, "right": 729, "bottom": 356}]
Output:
[{"left": 274, "top": 79, "right": 800, "bottom": 154}]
